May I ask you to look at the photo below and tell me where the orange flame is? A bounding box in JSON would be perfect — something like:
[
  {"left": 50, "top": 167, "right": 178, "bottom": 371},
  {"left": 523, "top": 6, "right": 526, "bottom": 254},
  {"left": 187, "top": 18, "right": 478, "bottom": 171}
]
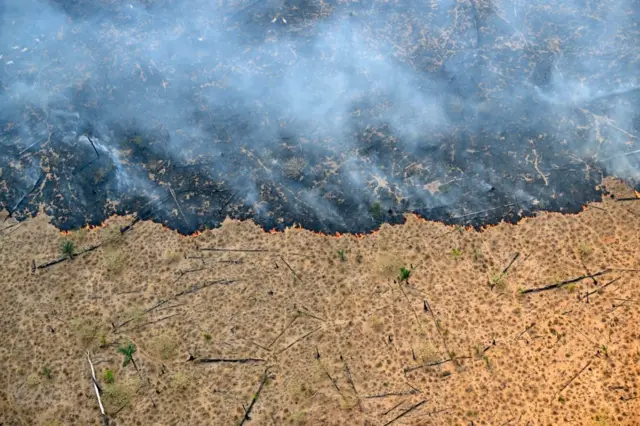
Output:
[{"left": 59, "top": 221, "right": 113, "bottom": 236}]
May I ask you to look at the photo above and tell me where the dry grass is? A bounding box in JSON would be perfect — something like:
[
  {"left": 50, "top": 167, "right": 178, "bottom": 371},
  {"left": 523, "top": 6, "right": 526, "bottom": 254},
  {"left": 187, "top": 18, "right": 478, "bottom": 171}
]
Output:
[{"left": 0, "top": 178, "right": 639, "bottom": 425}]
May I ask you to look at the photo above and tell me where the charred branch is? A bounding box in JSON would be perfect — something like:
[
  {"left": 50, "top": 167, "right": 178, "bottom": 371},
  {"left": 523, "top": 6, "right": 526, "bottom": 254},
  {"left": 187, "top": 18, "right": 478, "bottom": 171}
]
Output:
[
  {"left": 37, "top": 244, "right": 101, "bottom": 269},
  {"left": 520, "top": 269, "right": 612, "bottom": 294},
  {"left": 196, "top": 358, "right": 265, "bottom": 364},
  {"left": 382, "top": 399, "right": 427, "bottom": 426},
  {"left": 238, "top": 368, "right": 271, "bottom": 426}
]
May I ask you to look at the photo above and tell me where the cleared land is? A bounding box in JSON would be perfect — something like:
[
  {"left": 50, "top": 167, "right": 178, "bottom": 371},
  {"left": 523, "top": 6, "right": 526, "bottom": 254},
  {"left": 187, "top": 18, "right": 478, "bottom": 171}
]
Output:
[{"left": 0, "top": 177, "right": 639, "bottom": 425}]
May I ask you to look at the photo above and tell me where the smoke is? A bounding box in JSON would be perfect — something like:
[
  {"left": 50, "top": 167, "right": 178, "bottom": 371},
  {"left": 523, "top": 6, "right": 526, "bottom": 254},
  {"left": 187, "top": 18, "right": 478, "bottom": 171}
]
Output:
[{"left": 0, "top": 0, "right": 639, "bottom": 233}]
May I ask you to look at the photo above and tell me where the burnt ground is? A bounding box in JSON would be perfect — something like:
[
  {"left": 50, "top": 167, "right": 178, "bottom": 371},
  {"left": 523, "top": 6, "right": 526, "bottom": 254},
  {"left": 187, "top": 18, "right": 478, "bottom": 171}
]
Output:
[{"left": 1, "top": 0, "right": 639, "bottom": 234}]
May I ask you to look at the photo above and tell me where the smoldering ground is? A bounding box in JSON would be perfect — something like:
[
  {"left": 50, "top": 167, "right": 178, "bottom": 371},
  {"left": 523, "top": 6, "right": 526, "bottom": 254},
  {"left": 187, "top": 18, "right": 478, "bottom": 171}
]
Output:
[{"left": 0, "top": 0, "right": 638, "bottom": 234}]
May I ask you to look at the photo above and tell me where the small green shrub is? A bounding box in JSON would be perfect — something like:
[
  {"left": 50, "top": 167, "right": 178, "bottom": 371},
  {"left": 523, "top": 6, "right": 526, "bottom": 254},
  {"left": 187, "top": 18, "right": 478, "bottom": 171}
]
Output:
[
  {"left": 41, "top": 366, "right": 52, "bottom": 380},
  {"left": 398, "top": 266, "right": 411, "bottom": 282},
  {"left": 118, "top": 343, "right": 137, "bottom": 368},
  {"left": 103, "top": 369, "right": 115, "bottom": 384},
  {"left": 451, "top": 248, "right": 462, "bottom": 257},
  {"left": 483, "top": 355, "right": 491, "bottom": 369},
  {"left": 60, "top": 239, "right": 76, "bottom": 258},
  {"left": 490, "top": 272, "right": 506, "bottom": 290},
  {"left": 337, "top": 250, "right": 346, "bottom": 261}
]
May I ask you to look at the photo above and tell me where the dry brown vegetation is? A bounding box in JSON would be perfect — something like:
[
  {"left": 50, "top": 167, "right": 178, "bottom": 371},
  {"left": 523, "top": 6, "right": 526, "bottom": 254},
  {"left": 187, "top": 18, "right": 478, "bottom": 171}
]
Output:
[{"left": 0, "top": 178, "right": 639, "bottom": 425}]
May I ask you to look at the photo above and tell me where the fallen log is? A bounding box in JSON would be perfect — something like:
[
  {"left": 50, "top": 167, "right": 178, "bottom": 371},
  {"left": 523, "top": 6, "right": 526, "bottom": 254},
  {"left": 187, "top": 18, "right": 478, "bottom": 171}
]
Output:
[
  {"left": 196, "top": 358, "right": 264, "bottom": 364},
  {"left": 579, "top": 277, "right": 621, "bottom": 301},
  {"left": 379, "top": 400, "right": 406, "bottom": 417},
  {"left": 404, "top": 358, "right": 452, "bottom": 373},
  {"left": 199, "top": 247, "right": 269, "bottom": 252},
  {"left": 520, "top": 269, "right": 611, "bottom": 294},
  {"left": 86, "top": 351, "right": 109, "bottom": 426},
  {"left": 556, "top": 357, "right": 594, "bottom": 397},
  {"left": 37, "top": 244, "right": 102, "bottom": 269},
  {"left": 383, "top": 399, "right": 427, "bottom": 426},
  {"left": 239, "top": 368, "right": 271, "bottom": 426},
  {"left": 366, "top": 389, "right": 419, "bottom": 399}
]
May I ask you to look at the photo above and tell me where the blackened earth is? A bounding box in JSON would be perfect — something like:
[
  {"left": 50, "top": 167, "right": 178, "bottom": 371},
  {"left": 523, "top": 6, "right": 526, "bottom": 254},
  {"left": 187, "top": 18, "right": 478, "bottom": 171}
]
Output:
[{"left": 1, "top": 0, "right": 639, "bottom": 234}]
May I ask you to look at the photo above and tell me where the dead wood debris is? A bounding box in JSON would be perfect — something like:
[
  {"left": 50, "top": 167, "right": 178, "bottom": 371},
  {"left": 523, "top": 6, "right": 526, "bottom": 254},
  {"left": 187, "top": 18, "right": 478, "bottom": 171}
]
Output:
[
  {"left": 37, "top": 243, "right": 102, "bottom": 269},
  {"left": 196, "top": 358, "right": 264, "bottom": 364},
  {"left": 520, "top": 269, "right": 611, "bottom": 294},
  {"left": 238, "top": 368, "right": 272, "bottom": 426},
  {"left": 382, "top": 399, "right": 427, "bottom": 426}
]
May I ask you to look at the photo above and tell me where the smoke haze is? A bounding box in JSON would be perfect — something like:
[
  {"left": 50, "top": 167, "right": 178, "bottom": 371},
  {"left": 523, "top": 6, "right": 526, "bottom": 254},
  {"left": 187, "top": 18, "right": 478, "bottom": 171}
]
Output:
[{"left": 1, "top": 0, "right": 639, "bottom": 233}]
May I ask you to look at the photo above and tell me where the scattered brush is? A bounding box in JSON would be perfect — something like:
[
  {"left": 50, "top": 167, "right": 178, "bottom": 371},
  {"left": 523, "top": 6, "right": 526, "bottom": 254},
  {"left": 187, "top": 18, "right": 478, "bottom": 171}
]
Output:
[
  {"left": 118, "top": 342, "right": 144, "bottom": 382},
  {"left": 483, "top": 355, "right": 491, "bottom": 370},
  {"left": 41, "top": 366, "right": 52, "bottom": 380},
  {"left": 337, "top": 249, "right": 346, "bottom": 261},
  {"left": 600, "top": 345, "right": 608, "bottom": 358},
  {"left": 60, "top": 239, "right": 76, "bottom": 259},
  {"left": 103, "top": 368, "right": 115, "bottom": 384},
  {"left": 398, "top": 266, "right": 411, "bottom": 283},
  {"left": 489, "top": 271, "right": 509, "bottom": 291},
  {"left": 118, "top": 343, "right": 137, "bottom": 368}
]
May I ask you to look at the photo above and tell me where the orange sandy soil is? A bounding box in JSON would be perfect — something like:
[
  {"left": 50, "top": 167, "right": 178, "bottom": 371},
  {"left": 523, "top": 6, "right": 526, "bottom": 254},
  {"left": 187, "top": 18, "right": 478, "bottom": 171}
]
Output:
[{"left": 1, "top": 178, "right": 639, "bottom": 426}]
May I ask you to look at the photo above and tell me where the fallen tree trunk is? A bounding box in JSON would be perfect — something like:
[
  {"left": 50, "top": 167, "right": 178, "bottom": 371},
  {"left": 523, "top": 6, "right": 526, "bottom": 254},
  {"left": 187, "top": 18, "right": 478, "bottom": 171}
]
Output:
[
  {"left": 520, "top": 269, "right": 611, "bottom": 294},
  {"left": 37, "top": 244, "right": 101, "bottom": 269},
  {"left": 196, "top": 358, "right": 264, "bottom": 364},
  {"left": 86, "top": 351, "right": 109, "bottom": 426}
]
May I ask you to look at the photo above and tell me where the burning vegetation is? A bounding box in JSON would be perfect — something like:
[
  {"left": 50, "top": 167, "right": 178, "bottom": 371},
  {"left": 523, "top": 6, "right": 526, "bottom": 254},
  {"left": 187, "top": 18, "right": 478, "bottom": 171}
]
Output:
[{"left": 0, "top": 0, "right": 638, "bottom": 236}]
